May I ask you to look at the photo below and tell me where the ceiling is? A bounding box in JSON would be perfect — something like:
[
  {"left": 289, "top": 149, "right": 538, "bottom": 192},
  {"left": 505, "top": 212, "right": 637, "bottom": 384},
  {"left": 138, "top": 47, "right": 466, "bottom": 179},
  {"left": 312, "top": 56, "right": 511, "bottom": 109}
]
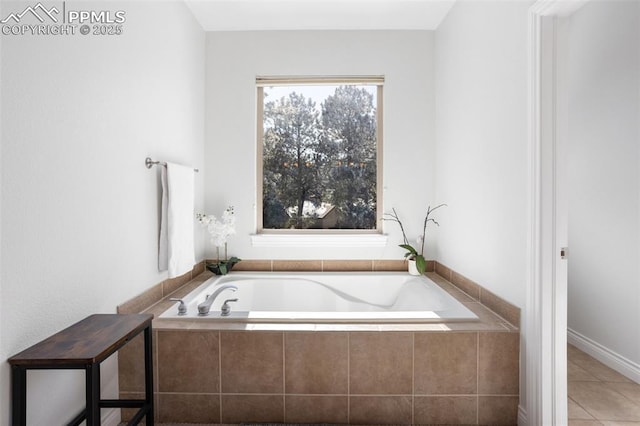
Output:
[{"left": 183, "top": 0, "right": 457, "bottom": 31}]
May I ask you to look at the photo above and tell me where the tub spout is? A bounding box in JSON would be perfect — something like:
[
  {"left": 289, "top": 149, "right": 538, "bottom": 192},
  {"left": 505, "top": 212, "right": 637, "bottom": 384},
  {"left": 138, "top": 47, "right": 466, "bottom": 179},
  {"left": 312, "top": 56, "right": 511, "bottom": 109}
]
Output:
[{"left": 197, "top": 284, "right": 238, "bottom": 316}]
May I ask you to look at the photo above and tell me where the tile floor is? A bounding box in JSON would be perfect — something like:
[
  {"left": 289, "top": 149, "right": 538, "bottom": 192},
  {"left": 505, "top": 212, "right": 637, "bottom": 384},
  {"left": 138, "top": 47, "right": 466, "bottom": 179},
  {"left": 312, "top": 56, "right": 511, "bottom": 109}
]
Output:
[{"left": 568, "top": 344, "right": 640, "bottom": 425}]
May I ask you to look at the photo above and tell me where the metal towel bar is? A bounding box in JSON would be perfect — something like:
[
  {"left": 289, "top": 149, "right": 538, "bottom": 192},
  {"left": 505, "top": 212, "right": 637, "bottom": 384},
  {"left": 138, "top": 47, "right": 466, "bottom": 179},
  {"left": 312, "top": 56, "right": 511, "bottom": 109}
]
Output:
[{"left": 145, "top": 157, "right": 199, "bottom": 173}]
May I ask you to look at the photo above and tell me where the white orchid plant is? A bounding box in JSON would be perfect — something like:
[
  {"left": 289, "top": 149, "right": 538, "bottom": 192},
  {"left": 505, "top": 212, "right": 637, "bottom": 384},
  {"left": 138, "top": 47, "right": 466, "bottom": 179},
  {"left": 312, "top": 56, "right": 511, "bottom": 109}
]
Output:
[
  {"left": 196, "top": 206, "right": 240, "bottom": 275},
  {"left": 383, "top": 204, "right": 446, "bottom": 275}
]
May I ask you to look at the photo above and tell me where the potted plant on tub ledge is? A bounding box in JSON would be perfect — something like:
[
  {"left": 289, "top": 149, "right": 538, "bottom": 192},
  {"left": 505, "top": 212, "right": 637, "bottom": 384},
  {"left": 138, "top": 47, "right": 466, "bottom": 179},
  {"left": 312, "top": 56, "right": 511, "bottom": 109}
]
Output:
[
  {"left": 383, "top": 204, "right": 446, "bottom": 275},
  {"left": 196, "top": 206, "right": 241, "bottom": 275}
]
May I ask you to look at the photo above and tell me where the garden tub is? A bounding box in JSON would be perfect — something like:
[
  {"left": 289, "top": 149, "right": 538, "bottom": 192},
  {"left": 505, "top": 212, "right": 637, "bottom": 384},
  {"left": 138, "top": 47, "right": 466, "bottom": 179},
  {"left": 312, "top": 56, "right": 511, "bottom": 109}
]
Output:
[{"left": 159, "top": 272, "right": 478, "bottom": 323}]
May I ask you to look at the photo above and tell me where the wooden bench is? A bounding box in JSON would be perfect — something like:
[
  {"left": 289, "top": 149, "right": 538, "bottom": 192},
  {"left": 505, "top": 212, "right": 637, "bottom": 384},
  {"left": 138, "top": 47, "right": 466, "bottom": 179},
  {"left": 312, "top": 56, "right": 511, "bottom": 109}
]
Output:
[{"left": 9, "top": 314, "right": 154, "bottom": 426}]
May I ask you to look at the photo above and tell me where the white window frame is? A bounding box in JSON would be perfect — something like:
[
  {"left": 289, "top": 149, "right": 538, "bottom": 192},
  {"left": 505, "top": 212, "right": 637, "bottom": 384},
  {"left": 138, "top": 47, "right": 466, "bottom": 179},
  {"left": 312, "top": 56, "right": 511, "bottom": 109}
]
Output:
[{"left": 254, "top": 76, "right": 385, "bottom": 245}]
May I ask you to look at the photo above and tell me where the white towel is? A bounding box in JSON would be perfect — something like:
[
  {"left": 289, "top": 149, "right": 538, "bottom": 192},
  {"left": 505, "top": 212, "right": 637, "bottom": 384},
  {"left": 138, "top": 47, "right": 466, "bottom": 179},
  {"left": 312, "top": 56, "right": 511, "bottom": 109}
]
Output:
[{"left": 158, "top": 162, "right": 196, "bottom": 278}]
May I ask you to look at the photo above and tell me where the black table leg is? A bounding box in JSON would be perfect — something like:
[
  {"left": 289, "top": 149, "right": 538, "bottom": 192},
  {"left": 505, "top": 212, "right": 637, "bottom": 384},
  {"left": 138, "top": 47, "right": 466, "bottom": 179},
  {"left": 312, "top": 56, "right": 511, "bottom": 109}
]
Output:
[
  {"left": 144, "top": 325, "right": 154, "bottom": 426},
  {"left": 85, "top": 363, "right": 101, "bottom": 426},
  {"left": 11, "top": 366, "right": 26, "bottom": 426}
]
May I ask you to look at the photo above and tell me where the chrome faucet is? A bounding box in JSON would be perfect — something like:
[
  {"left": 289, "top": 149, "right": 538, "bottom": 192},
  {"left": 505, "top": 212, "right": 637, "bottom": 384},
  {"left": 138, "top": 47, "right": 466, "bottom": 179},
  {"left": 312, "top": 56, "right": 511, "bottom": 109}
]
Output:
[{"left": 197, "top": 285, "right": 238, "bottom": 316}]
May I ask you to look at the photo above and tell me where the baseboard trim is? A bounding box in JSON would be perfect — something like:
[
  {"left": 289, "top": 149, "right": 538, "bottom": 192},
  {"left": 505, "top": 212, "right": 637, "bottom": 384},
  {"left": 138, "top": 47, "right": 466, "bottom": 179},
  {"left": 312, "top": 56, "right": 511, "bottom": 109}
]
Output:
[
  {"left": 102, "top": 407, "right": 121, "bottom": 426},
  {"left": 518, "top": 404, "right": 527, "bottom": 426},
  {"left": 568, "top": 328, "right": 640, "bottom": 383}
]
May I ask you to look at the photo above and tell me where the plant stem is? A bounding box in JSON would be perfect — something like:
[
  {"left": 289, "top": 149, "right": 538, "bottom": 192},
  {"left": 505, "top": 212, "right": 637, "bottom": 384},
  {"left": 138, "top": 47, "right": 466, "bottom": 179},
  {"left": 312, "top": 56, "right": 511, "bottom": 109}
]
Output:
[
  {"left": 382, "top": 208, "right": 409, "bottom": 245},
  {"left": 420, "top": 204, "right": 447, "bottom": 256},
  {"left": 224, "top": 242, "right": 228, "bottom": 262},
  {"left": 216, "top": 246, "right": 220, "bottom": 264}
]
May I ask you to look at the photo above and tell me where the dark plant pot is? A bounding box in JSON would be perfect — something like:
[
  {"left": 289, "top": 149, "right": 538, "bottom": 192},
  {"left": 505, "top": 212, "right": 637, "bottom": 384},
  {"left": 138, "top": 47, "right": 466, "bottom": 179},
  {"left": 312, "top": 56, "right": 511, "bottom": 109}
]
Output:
[{"left": 206, "top": 257, "right": 240, "bottom": 275}]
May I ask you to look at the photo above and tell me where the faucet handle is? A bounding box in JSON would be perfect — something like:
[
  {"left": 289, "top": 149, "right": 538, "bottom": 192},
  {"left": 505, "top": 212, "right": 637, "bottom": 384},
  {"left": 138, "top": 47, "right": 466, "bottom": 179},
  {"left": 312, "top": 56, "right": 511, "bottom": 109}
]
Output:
[
  {"left": 221, "top": 298, "right": 238, "bottom": 317},
  {"left": 169, "top": 298, "right": 187, "bottom": 315}
]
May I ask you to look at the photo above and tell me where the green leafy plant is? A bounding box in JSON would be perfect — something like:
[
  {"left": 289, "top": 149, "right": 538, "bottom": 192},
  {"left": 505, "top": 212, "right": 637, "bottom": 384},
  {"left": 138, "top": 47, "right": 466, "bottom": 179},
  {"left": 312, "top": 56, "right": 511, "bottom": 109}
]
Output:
[
  {"left": 206, "top": 256, "right": 241, "bottom": 275},
  {"left": 383, "top": 204, "right": 446, "bottom": 274}
]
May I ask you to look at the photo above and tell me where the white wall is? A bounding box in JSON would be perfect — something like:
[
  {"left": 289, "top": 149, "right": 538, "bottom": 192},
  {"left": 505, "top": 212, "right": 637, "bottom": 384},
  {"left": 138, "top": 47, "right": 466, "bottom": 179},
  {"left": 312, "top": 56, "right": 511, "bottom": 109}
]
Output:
[
  {"left": 434, "top": 2, "right": 530, "bottom": 417},
  {"left": 204, "top": 31, "right": 437, "bottom": 260},
  {"left": 0, "top": 2, "right": 205, "bottom": 424},
  {"left": 566, "top": 0, "right": 640, "bottom": 366},
  {"left": 434, "top": 1, "right": 530, "bottom": 309}
]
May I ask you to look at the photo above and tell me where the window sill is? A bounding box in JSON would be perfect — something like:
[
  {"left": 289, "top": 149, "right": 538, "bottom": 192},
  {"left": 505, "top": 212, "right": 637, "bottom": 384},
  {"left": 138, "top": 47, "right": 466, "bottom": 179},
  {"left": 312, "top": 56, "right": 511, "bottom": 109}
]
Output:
[{"left": 250, "top": 233, "right": 388, "bottom": 248}]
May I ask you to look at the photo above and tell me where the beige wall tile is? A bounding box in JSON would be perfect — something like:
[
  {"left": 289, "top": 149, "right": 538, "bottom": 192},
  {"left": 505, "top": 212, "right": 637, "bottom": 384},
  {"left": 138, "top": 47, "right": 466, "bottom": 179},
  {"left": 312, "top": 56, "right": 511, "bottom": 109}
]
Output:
[
  {"left": 414, "top": 396, "right": 477, "bottom": 425},
  {"left": 478, "top": 332, "right": 520, "bottom": 395},
  {"left": 323, "top": 259, "right": 373, "bottom": 271},
  {"left": 429, "top": 278, "right": 477, "bottom": 303},
  {"left": 425, "top": 260, "right": 436, "bottom": 272},
  {"left": 414, "top": 332, "right": 478, "bottom": 394},
  {"left": 221, "top": 395, "right": 284, "bottom": 423},
  {"left": 373, "top": 259, "right": 407, "bottom": 271},
  {"left": 478, "top": 396, "right": 519, "bottom": 425},
  {"left": 349, "top": 396, "right": 412, "bottom": 425},
  {"left": 455, "top": 302, "right": 512, "bottom": 330},
  {"left": 285, "top": 395, "right": 348, "bottom": 423},
  {"left": 220, "top": 331, "right": 283, "bottom": 393},
  {"left": 480, "top": 287, "right": 520, "bottom": 327},
  {"left": 451, "top": 271, "right": 481, "bottom": 300},
  {"left": 349, "top": 332, "right": 413, "bottom": 394},
  {"left": 117, "top": 283, "right": 163, "bottom": 314},
  {"left": 152, "top": 318, "right": 196, "bottom": 330},
  {"left": 119, "top": 392, "right": 144, "bottom": 422},
  {"left": 435, "top": 261, "right": 452, "bottom": 281},
  {"left": 157, "top": 330, "right": 219, "bottom": 393},
  {"left": 157, "top": 393, "right": 220, "bottom": 423},
  {"left": 192, "top": 260, "right": 205, "bottom": 277},
  {"left": 169, "top": 277, "right": 210, "bottom": 300},
  {"left": 143, "top": 300, "right": 174, "bottom": 318},
  {"left": 284, "top": 332, "right": 348, "bottom": 394},
  {"left": 273, "top": 260, "right": 322, "bottom": 271},
  {"left": 232, "top": 259, "right": 272, "bottom": 271},
  {"left": 162, "top": 270, "right": 192, "bottom": 297},
  {"left": 118, "top": 333, "right": 145, "bottom": 393}
]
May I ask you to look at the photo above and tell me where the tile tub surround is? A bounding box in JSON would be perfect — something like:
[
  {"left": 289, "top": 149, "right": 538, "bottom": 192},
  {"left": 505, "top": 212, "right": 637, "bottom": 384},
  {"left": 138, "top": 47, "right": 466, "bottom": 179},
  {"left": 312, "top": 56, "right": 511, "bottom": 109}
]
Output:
[
  {"left": 435, "top": 261, "right": 520, "bottom": 328},
  {"left": 233, "top": 258, "right": 437, "bottom": 272},
  {"left": 117, "top": 268, "right": 520, "bottom": 425},
  {"left": 117, "top": 261, "right": 206, "bottom": 315},
  {"left": 119, "top": 328, "right": 519, "bottom": 425}
]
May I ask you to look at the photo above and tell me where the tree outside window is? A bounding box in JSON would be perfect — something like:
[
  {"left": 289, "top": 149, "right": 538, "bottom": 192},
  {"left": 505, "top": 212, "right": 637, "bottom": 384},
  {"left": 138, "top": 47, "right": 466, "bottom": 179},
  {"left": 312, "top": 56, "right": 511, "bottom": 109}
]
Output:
[{"left": 259, "top": 81, "right": 381, "bottom": 231}]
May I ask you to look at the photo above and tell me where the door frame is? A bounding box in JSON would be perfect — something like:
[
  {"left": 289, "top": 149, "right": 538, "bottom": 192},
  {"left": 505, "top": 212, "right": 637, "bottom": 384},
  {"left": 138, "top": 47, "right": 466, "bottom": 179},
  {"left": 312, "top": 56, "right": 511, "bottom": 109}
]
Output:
[{"left": 526, "top": 1, "right": 587, "bottom": 424}]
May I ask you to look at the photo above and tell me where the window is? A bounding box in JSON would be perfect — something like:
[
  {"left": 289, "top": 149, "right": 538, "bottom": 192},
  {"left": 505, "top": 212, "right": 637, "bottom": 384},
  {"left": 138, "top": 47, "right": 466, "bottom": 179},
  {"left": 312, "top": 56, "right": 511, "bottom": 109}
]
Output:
[{"left": 257, "top": 76, "right": 383, "bottom": 233}]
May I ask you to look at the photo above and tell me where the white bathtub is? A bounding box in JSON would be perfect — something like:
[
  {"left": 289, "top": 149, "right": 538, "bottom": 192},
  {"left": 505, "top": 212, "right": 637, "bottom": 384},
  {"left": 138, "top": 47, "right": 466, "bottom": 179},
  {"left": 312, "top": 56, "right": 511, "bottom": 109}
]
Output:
[{"left": 159, "top": 272, "right": 478, "bottom": 322}]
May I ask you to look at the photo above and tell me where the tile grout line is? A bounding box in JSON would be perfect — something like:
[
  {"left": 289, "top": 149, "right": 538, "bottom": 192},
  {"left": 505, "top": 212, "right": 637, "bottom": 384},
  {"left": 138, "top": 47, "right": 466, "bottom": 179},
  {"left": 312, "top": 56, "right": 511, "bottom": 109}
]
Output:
[
  {"left": 600, "top": 380, "right": 640, "bottom": 411},
  {"left": 568, "top": 394, "right": 599, "bottom": 422}
]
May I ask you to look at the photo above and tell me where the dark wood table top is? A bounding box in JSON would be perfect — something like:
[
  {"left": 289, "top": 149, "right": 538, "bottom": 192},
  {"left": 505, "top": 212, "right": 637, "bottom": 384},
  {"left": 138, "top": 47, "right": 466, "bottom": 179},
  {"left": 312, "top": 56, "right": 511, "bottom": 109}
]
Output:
[{"left": 9, "top": 314, "right": 153, "bottom": 367}]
